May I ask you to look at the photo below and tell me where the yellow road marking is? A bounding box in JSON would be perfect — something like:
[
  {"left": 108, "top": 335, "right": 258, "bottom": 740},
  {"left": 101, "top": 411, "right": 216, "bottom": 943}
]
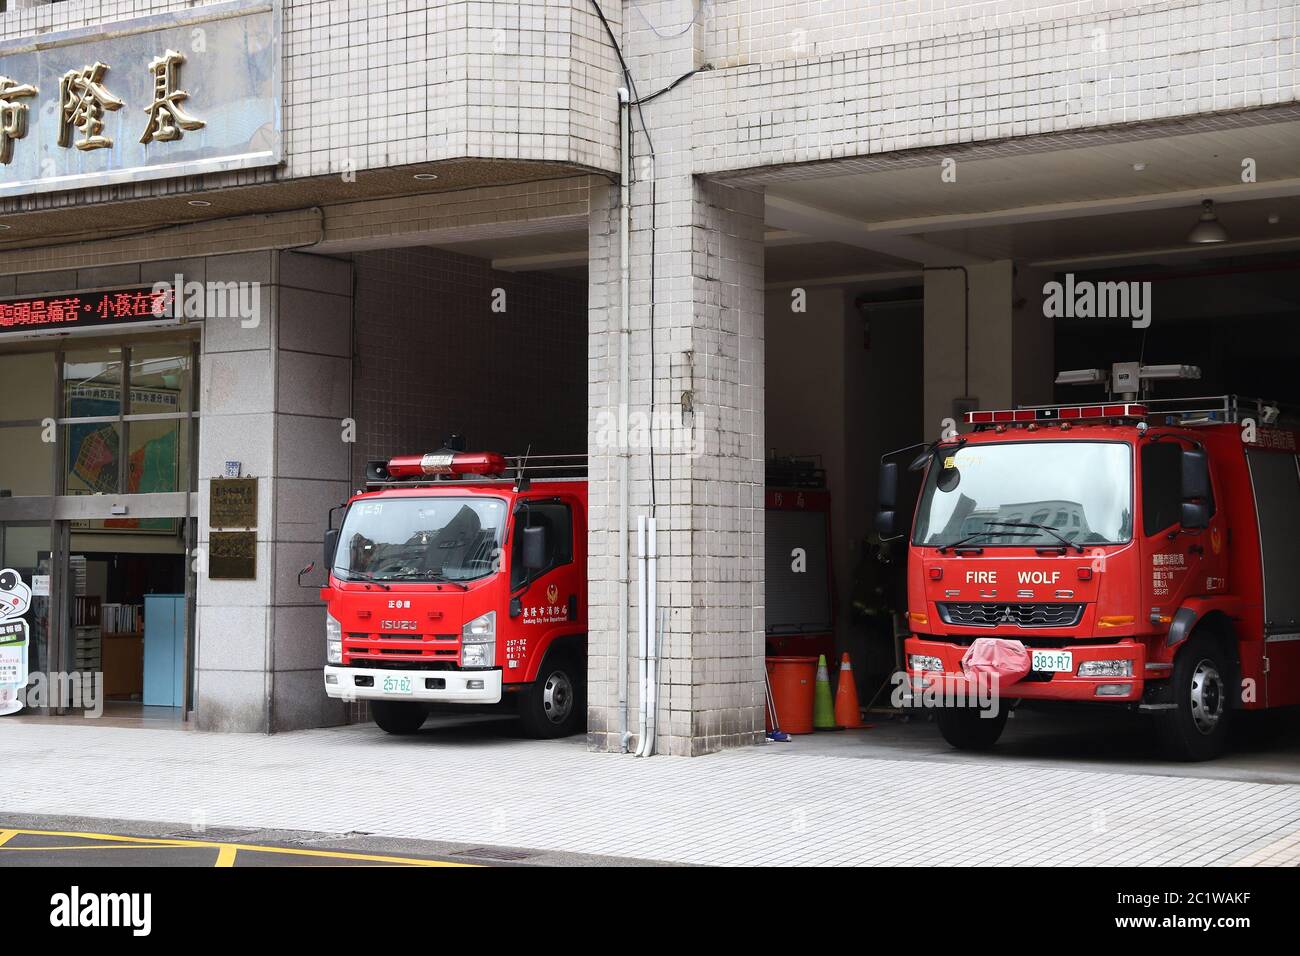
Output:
[
  {"left": 214, "top": 845, "right": 237, "bottom": 867},
  {"left": 0, "top": 828, "right": 476, "bottom": 867},
  {"left": 0, "top": 843, "right": 196, "bottom": 851}
]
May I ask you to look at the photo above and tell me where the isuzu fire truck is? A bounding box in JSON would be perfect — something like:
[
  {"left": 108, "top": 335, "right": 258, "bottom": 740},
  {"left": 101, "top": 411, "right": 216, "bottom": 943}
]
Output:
[
  {"left": 309, "top": 451, "right": 587, "bottom": 738},
  {"left": 877, "top": 385, "right": 1300, "bottom": 760}
]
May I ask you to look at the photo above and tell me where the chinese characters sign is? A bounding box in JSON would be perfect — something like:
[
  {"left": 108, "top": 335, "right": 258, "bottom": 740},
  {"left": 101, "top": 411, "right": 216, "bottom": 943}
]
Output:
[
  {"left": 0, "top": 287, "right": 176, "bottom": 335},
  {"left": 0, "top": 0, "right": 280, "bottom": 198}
]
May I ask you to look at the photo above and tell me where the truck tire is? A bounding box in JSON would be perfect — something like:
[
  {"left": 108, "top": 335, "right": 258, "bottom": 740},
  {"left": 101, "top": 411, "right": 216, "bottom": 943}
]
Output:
[
  {"left": 935, "top": 704, "right": 1008, "bottom": 751},
  {"left": 371, "top": 700, "right": 429, "bottom": 735},
  {"left": 1154, "top": 634, "right": 1232, "bottom": 761},
  {"left": 519, "top": 653, "right": 585, "bottom": 739}
]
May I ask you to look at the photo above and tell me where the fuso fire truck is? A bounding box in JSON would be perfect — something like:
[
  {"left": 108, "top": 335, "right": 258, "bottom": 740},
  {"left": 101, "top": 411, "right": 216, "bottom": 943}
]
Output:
[
  {"left": 877, "top": 378, "right": 1300, "bottom": 760},
  {"left": 309, "top": 451, "right": 587, "bottom": 738}
]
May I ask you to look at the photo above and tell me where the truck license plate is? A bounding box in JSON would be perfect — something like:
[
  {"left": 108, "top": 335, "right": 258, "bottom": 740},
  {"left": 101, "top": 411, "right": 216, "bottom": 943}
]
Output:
[
  {"left": 382, "top": 675, "right": 414, "bottom": 695},
  {"left": 1031, "top": 650, "right": 1073, "bottom": 673}
]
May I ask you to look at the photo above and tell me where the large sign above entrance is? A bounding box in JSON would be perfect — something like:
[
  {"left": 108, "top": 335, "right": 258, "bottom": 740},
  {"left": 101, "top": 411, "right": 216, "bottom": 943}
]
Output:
[{"left": 0, "top": 0, "right": 281, "bottom": 199}]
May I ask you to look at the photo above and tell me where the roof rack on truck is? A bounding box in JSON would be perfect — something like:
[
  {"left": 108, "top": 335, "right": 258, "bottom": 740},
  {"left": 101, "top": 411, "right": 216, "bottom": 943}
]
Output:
[{"left": 364, "top": 451, "right": 587, "bottom": 489}]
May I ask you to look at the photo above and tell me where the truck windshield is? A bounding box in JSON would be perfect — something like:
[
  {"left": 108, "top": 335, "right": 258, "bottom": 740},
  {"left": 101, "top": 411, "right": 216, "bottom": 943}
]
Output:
[
  {"left": 332, "top": 497, "right": 507, "bottom": 582},
  {"left": 912, "top": 441, "right": 1132, "bottom": 548}
]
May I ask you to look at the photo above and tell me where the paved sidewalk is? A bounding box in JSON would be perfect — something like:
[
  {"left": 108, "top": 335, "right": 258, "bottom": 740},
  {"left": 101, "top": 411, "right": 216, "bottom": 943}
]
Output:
[{"left": 1, "top": 721, "right": 1297, "bottom": 866}]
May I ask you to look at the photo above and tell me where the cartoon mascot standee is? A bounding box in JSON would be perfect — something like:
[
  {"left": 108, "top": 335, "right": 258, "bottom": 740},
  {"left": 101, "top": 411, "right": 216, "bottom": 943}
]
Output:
[{"left": 0, "top": 568, "right": 32, "bottom": 716}]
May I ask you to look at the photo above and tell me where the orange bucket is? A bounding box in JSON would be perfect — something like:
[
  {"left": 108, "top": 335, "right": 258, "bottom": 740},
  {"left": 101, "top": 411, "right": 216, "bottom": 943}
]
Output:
[{"left": 765, "top": 656, "right": 818, "bottom": 735}]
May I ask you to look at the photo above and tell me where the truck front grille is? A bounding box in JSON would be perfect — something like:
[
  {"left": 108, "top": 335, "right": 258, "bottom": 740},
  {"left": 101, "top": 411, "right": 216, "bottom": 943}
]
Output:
[
  {"left": 344, "top": 633, "right": 459, "bottom": 667},
  {"left": 937, "top": 602, "right": 1084, "bottom": 628}
]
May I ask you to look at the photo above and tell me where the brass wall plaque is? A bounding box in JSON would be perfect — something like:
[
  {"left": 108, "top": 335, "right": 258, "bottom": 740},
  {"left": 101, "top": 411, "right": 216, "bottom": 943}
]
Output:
[
  {"left": 210, "top": 477, "right": 257, "bottom": 528},
  {"left": 209, "top": 531, "right": 256, "bottom": 580}
]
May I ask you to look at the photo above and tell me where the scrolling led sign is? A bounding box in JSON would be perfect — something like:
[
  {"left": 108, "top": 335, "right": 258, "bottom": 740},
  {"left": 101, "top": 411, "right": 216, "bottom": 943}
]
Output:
[{"left": 0, "top": 286, "right": 175, "bottom": 336}]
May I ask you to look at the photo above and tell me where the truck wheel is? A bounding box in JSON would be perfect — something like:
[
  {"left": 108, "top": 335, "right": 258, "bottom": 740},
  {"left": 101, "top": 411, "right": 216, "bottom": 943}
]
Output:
[
  {"left": 936, "top": 704, "right": 1008, "bottom": 751},
  {"left": 519, "top": 654, "right": 585, "bottom": 739},
  {"left": 1154, "top": 635, "right": 1232, "bottom": 761},
  {"left": 371, "top": 700, "right": 429, "bottom": 735}
]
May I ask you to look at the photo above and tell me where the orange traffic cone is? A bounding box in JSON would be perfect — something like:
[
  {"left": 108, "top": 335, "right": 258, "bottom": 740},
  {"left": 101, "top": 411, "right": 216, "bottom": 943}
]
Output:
[{"left": 835, "top": 652, "right": 867, "bottom": 729}]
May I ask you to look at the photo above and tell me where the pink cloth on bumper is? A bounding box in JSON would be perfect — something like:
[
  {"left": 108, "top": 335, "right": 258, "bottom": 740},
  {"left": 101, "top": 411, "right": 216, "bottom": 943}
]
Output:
[{"left": 961, "top": 638, "right": 1031, "bottom": 685}]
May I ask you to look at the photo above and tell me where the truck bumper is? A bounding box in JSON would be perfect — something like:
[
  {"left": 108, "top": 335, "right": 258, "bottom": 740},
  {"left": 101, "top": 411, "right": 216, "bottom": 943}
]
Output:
[
  {"left": 903, "top": 635, "right": 1146, "bottom": 703},
  {"left": 324, "top": 665, "right": 503, "bottom": 704}
]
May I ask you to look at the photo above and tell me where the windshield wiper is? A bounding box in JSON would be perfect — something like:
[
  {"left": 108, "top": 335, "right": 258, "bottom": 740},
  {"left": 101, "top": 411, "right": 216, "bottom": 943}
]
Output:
[
  {"left": 937, "top": 527, "right": 1037, "bottom": 554},
  {"left": 982, "top": 520, "right": 1084, "bottom": 554},
  {"left": 340, "top": 569, "right": 391, "bottom": 591},
  {"left": 381, "top": 570, "right": 470, "bottom": 591}
]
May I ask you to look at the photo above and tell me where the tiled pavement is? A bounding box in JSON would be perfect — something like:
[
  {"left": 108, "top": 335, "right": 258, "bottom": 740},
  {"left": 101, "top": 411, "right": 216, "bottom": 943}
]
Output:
[{"left": 1, "top": 721, "right": 1297, "bottom": 866}]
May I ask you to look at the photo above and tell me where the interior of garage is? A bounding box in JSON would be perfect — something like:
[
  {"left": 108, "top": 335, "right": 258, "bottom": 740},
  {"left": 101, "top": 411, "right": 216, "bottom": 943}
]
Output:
[
  {"left": 345, "top": 244, "right": 588, "bottom": 482},
  {"left": 756, "top": 112, "right": 1300, "bottom": 733}
]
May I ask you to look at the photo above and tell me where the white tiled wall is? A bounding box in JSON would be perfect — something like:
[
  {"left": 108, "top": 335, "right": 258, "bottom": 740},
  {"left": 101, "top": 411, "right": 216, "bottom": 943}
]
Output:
[
  {"left": 693, "top": 0, "right": 1299, "bottom": 173},
  {"left": 0, "top": 0, "right": 620, "bottom": 212}
]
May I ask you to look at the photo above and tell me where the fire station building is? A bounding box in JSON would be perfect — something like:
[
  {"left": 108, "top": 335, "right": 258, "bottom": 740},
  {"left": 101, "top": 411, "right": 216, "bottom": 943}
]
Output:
[{"left": 1, "top": 0, "right": 1297, "bottom": 754}]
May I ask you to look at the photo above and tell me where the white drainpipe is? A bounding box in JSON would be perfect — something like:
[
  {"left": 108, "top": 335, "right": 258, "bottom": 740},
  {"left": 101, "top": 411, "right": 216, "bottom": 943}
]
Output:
[
  {"left": 617, "top": 87, "right": 632, "bottom": 752},
  {"left": 637, "top": 516, "right": 659, "bottom": 757},
  {"left": 636, "top": 514, "right": 649, "bottom": 754}
]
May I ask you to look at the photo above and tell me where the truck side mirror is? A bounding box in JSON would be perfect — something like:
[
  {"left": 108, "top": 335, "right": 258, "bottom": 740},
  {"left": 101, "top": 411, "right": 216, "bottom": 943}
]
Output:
[
  {"left": 323, "top": 528, "right": 340, "bottom": 568},
  {"left": 522, "top": 525, "right": 547, "bottom": 570},
  {"left": 878, "top": 461, "right": 898, "bottom": 510},
  {"left": 1181, "top": 447, "right": 1211, "bottom": 501},
  {"left": 1180, "top": 447, "right": 1210, "bottom": 529},
  {"left": 876, "top": 461, "right": 899, "bottom": 537},
  {"left": 1181, "top": 500, "right": 1209, "bottom": 530}
]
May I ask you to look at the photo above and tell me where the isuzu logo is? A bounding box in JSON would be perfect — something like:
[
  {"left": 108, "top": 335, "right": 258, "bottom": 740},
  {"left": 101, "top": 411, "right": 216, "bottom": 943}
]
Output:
[{"left": 381, "top": 620, "right": 418, "bottom": 631}]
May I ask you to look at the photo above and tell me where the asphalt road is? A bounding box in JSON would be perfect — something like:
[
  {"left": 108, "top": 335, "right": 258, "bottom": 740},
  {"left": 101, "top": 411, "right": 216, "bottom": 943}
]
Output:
[{"left": 0, "top": 815, "right": 656, "bottom": 867}]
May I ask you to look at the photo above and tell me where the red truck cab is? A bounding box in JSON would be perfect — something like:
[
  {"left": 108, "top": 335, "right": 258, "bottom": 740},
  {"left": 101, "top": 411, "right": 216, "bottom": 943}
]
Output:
[
  {"left": 315, "top": 451, "right": 587, "bottom": 738},
  {"left": 878, "top": 397, "right": 1300, "bottom": 760}
]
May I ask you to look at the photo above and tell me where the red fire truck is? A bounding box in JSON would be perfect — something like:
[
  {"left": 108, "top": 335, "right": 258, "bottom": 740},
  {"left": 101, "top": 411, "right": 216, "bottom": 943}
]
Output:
[
  {"left": 877, "top": 389, "right": 1300, "bottom": 760},
  {"left": 307, "top": 451, "right": 588, "bottom": 738}
]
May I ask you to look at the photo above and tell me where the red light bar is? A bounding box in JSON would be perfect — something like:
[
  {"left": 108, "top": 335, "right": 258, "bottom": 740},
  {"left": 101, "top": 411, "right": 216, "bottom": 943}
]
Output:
[
  {"left": 385, "top": 451, "right": 508, "bottom": 479},
  {"left": 963, "top": 404, "right": 1147, "bottom": 425}
]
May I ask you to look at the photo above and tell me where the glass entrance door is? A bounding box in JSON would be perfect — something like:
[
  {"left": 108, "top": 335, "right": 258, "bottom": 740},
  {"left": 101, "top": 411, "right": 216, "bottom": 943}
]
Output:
[{"left": 0, "top": 334, "right": 199, "bottom": 720}]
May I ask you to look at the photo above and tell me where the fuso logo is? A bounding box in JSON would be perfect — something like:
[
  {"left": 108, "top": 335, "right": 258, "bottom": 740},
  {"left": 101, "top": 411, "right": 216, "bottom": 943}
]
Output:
[{"left": 546, "top": 583, "right": 559, "bottom": 604}]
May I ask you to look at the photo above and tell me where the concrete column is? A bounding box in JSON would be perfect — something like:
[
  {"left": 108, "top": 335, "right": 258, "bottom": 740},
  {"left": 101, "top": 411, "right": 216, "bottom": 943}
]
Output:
[
  {"left": 586, "top": 3, "right": 766, "bottom": 756},
  {"left": 923, "top": 261, "right": 1055, "bottom": 436},
  {"left": 194, "top": 250, "right": 353, "bottom": 733}
]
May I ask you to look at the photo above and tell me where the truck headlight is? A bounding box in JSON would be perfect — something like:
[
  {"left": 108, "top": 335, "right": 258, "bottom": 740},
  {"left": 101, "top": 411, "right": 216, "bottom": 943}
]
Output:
[
  {"left": 1077, "top": 659, "right": 1133, "bottom": 678},
  {"left": 909, "top": 654, "right": 944, "bottom": 673},
  {"left": 326, "top": 611, "right": 342, "bottom": 664},
  {"left": 461, "top": 611, "right": 495, "bottom": 668}
]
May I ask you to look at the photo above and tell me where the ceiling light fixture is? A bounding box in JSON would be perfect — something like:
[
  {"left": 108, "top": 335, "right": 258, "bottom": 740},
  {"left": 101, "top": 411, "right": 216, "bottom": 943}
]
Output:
[
  {"left": 413, "top": 172, "right": 438, "bottom": 181},
  {"left": 1186, "top": 199, "right": 1228, "bottom": 244},
  {"left": 1132, "top": 162, "right": 1147, "bottom": 171},
  {"left": 1267, "top": 212, "right": 1281, "bottom": 225},
  {"left": 187, "top": 199, "right": 212, "bottom": 207},
  {"left": 0, "top": 224, "right": 10, "bottom": 230}
]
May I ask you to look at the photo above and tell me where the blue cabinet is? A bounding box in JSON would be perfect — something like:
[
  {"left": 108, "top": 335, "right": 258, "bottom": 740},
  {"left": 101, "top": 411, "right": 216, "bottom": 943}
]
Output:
[{"left": 143, "top": 594, "right": 186, "bottom": 707}]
